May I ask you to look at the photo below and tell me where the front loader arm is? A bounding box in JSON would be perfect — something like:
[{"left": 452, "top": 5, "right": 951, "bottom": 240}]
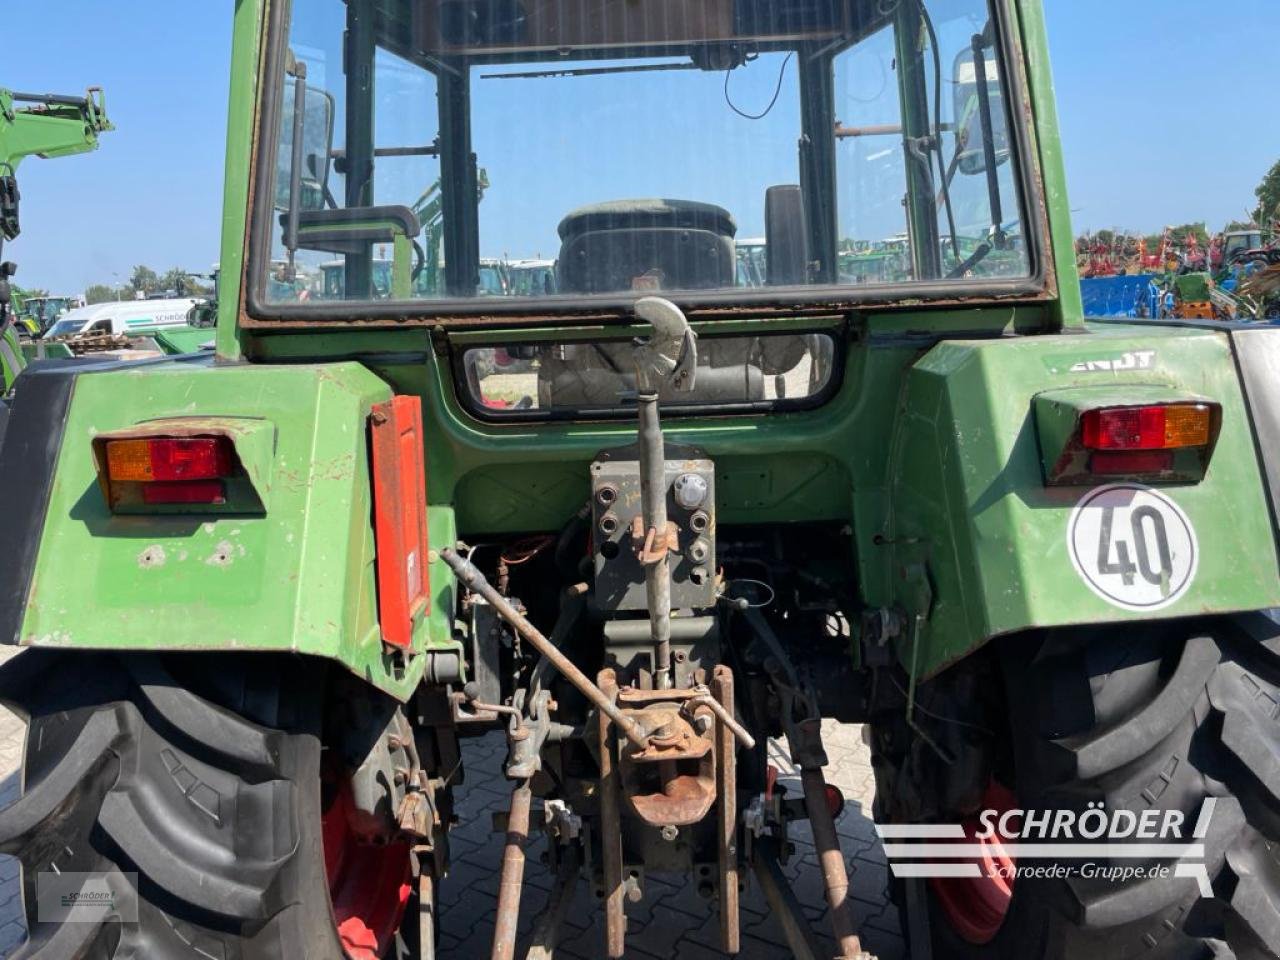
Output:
[{"left": 0, "top": 87, "right": 112, "bottom": 171}]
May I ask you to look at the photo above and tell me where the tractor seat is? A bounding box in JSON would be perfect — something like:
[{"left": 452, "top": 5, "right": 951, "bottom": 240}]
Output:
[
  {"left": 557, "top": 198, "right": 737, "bottom": 294},
  {"left": 280, "top": 205, "right": 421, "bottom": 256}
]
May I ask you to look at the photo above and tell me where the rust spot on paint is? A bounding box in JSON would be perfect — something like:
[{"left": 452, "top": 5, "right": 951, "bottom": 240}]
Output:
[{"left": 138, "top": 545, "right": 167, "bottom": 569}]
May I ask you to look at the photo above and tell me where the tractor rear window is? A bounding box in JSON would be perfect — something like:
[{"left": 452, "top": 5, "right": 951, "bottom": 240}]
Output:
[
  {"left": 458, "top": 332, "right": 839, "bottom": 418},
  {"left": 255, "top": 0, "right": 1034, "bottom": 317}
]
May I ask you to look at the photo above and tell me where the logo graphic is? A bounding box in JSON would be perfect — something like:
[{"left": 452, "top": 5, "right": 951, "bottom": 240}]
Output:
[
  {"left": 879, "top": 798, "right": 1216, "bottom": 896},
  {"left": 1067, "top": 483, "right": 1198, "bottom": 611},
  {"left": 1068, "top": 349, "right": 1157, "bottom": 373},
  {"left": 37, "top": 871, "right": 139, "bottom": 924}
]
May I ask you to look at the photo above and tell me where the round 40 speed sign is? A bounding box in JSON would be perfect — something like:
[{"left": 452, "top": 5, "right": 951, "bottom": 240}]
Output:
[{"left": 1067, "top": 484, "right": 1199, "bottom": 612}]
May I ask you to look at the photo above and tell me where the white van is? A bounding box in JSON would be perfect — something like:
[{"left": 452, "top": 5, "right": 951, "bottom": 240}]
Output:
[{"left": 42, "top": 299, "right": 199, "bottom": 340}]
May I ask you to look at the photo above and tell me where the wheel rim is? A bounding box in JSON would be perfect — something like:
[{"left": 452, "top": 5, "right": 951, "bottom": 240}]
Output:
[
  {"left": 930, "top": 782, "right": 1017, "bottom": 945},
  {"left": 322, "top": 782, "right": 413, "bottom": 960}
]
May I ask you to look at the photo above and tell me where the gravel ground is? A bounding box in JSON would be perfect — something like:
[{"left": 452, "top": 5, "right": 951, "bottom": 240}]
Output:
[{"left": 0, "top": 645, "right": 904, "bottom": 959}]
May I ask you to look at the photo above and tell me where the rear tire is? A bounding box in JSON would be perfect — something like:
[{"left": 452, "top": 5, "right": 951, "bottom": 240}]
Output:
[
  {"left": 0, "top": 650, "right": 416, "bottom": 959},
  {"left": 884, "top": 618, "right": 1280, "bottom": 960}
]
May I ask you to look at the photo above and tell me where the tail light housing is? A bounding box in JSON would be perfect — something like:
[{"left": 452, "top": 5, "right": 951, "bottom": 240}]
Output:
[
  {"left": 1036, "top": 390, "right": 1221, "bottom": 486},
  {"left": 96, "top": 435, "right": 237, "bottom": 508},
  {"left": 1081, "top": 405, "right": 1213, "bottom": 452},
  {"left": 92, "top": 420, "right": 273, "bottom": 514}
]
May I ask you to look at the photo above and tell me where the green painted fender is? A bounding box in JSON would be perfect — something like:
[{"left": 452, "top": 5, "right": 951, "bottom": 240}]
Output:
[
  {"left": 18, "top": 359, "right": 459, "bottom": 701},
  {"left": 886, "top": 324, "right": 1280, "bottom": 678}
]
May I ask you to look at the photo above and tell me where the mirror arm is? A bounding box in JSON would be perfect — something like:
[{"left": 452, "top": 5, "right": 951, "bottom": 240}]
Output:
[
  {"left": 969, "top": 33, "right": 1005, "bottom": 247},
  {"left": 284, "top": 59, "right": 309, "bottom": 278}
]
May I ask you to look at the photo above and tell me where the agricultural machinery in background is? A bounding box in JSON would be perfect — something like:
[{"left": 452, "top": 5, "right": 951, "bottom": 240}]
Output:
[
  {"left": 1079, "top": 224, "right": 1279, "bottom": 320},
  {"left": 4, "top": 2, "right": 1280, "bottom": 960},
  {"left": 0, "top": 86, "right": 112, "bottom": 389}
]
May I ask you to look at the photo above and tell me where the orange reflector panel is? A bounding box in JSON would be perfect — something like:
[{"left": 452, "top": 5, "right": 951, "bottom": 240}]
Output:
[
  {"left": 1163, "top": 405, "right": 1212, "bottom": 448},
  {"left": 105, "top": 439, "right": 155, "bottom": 481}
]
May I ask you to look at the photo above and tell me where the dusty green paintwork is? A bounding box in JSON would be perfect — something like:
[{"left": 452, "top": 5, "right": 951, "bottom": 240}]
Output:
[
  {"left": 14, "top": 0, "right": 1280, "bottom": 697},
  {"left": 152, "top": 326, "right": 215, "bottom": 355},
  {"left": 19, "top": 359, "right": 458, "bottom": 699},
  {"left": 20, "top": 340, "right": 73, "bottom": 362},
  {"left": 886, "top": 325, "right": 1280, "bottom": 675}
]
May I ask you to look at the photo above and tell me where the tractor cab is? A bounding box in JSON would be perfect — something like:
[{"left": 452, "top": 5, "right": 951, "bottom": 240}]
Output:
[
  {"left": 11, "top": 5, "right": 1280, "bottom": 960},
  {"left": 254, "top": 0, "right": 1039, "bottom": 326}
]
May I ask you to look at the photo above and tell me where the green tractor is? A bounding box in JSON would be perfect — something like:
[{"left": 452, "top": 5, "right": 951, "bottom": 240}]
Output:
[
  {"left": 0, "top": 87, "right": 112, "bottom": 388},
  {"left": 3, "top": 2, "right": 1280, "bottom": 959}
]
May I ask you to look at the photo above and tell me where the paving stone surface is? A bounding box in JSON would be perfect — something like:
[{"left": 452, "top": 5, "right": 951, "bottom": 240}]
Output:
[{"left": 0, "top": 645, "right": 904, "bottom": 959}]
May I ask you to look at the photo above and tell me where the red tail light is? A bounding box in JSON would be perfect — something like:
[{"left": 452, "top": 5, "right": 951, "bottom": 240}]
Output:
[
  {"left": 1039, "top": 397, "right": 1222, "bottom": 486},
  {"left": 141, "top": 480, "right": 228, "bottom": 506},
  {"left": 1088, "top": 450, "right": 1174, "bottom": 476},
  {"left": 100, "top": 436, "right": 235, "bottom": 507},
  {"left": 1081, "top": 404, "right": 1212, "bottom": 451},
  {"left": 105, "top": 438, "right": 233, "bottom": 482}
]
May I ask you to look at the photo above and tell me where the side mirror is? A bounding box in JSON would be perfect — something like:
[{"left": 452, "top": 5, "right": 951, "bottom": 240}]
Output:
[
  {"left": 0, "top": 176, "right": 20, "bottom": 241},
  {"left": 275, "top": 63, "right": 336, "bottom": 214},
  {"left": 952, "top": 45, "right": 1010, "bottom": 176},
  {"left": 764, "top": 185, "right": 809, "bottom": 285}
]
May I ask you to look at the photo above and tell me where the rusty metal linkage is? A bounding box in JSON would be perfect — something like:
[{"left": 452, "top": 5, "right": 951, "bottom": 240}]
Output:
[
  {"left": 524, "top": 845, "right": 581, "bottom": 960},
  {"left": 598, "top": 668, "right": 627, "bottom": 959},
  {"left": 442, "top": 548, "right": 649, "bottom": 750},
  {"left": 712, "top": 666, "right": 740, "bottom": 955},
  {"left": 682, "top": 686, "right": 756, "bottom": 750},
  {"left": 752, "top": 837, "right": 826, "bottom": 960},
  {"left": 744, "top": 608, "right": 875, "bottom": 960},
  {"left": 491, "top": 781, "right": 533, "bottom": 960},
  {"left": 803, "top": 767, "right": 870, "bottom": 960},
  {"left": 419, "top": 864, "right": 437, "bottom": 958}
]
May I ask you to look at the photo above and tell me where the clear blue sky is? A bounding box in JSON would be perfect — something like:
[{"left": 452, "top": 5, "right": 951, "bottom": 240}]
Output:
[{"left": 5, "top": 0, "right": 1278, "bottom": 294}]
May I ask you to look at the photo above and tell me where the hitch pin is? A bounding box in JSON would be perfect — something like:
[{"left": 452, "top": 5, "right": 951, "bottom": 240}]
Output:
[
  {"left": 460, "top": 682, "right": 530, "bottom": 739},
  {"left": 683, "top": 687, "right": 756, "bottom": 750}
]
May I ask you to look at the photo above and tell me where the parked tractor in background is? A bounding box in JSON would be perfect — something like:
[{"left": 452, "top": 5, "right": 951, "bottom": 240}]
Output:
[
  {"left": 0, "top": 87, "right": 112, "bottom": 389},
  {"left": 12, "top": 293, "right": 82, "bottom": 336},
  {"left": 5, "top": 3, "right": 1280, "bottom": 960}
]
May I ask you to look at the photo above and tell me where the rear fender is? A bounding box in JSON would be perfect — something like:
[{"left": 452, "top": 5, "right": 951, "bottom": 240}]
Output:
[
  {"left": 885, "top": 325, "right": 1280, "bottom": 678},
  {"left": 0, "top": 358, "right": 458, "bottom": 701}
]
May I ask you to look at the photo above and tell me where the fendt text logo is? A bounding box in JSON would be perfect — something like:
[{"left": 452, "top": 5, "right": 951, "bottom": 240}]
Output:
[{"left": 878, "top": 799, "right": 1216, "bottom": 895}]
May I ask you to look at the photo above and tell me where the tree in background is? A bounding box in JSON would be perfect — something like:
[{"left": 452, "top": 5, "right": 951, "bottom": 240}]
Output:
[
  {"left": 1167, "top": 223, "right": 1209, "bottom": 248},
  {"left": 1254, "top": 160, "right": 1280, "bottom": 226},
  {"left": 84, "top": 284, "right": 118, "bottom": 305},
  {"left": 158, "top": 267, "right": 213, "bottom": 297},
  {"left": 128, "top": 265, "right": 160, "bottom": 298}
]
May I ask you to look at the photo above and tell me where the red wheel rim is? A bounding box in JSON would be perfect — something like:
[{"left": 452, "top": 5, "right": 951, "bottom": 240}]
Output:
[
  {"left": 930, "top": 782, "right": 1017, "bottom": 945},
  {"left": 322, "top": 782, "right": 412, "bottom": 960}
]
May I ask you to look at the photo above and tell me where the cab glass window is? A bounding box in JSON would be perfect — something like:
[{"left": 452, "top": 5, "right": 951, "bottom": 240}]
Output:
[
  {"left": 460, "top": 332, "right": 838, "bottom": 418},
  {"left": 259, "top": 0, "right": 1032, "bottom": 310}
]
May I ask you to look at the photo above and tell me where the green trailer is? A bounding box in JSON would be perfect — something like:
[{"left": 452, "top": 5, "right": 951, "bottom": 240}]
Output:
[{"left": 2, "top": 3, "right": 1280, "bottom": 959}]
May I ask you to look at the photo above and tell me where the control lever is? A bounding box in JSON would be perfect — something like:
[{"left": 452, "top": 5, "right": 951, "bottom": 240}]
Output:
[
  {"left": 442, "top": 548, "right": 649, "bottom": 750},
  {"left": 631, "top": 297, "right": 695, "bottom": 689}
]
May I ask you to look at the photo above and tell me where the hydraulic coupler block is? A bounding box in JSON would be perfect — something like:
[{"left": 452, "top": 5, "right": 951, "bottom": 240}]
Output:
[{"left": 590, "top": 448, "right": 716, "bottom": 613}]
